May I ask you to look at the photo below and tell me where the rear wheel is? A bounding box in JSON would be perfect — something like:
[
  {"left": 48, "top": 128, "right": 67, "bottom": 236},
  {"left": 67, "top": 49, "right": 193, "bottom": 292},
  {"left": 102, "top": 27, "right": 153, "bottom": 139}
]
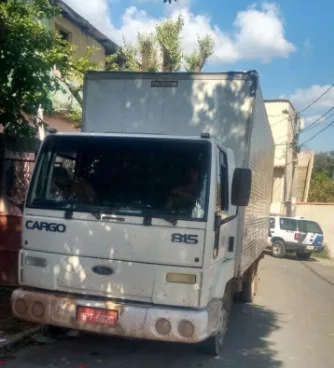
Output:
[
  {"left": 296, "top": 252, "right": 312, "bottom": 261},
  {"left": 240, "top": 270, "right": 258, "bottom": 303},
  {"left": 271, "top": 240, "right": 286, "bottom": 258}
]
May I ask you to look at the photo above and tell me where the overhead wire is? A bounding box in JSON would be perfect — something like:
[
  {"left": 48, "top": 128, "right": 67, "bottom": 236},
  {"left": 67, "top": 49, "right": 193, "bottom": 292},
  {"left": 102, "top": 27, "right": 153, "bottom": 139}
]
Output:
[
  {"left": 300, "top": 118, "right": 334, "bottom": 146},
  {"left": 269, "top": 83, "right": 334, "bottom": 128},
  {"left": 301, "top": 106, "right": 334, "bottom": 133},
  {"left": 273, "top": 105, "right": 334, "bottom": 142}
]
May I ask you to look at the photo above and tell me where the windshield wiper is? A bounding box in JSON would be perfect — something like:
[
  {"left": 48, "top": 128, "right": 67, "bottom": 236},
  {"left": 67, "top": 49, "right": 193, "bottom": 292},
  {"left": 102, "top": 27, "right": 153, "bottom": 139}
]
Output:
[
  {"left": 143, "top": 213, "right": 178, "bottom": 226},
  {"left": 64, "top": 206, "right": 177, "bottom": 225},
  {"left": 64, "top": 207, "right": 122, "bottom": 221}
]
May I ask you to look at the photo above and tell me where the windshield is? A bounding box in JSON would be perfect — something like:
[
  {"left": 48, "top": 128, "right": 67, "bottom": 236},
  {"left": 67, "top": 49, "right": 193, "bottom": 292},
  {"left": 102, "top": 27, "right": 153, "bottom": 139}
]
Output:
[{"left": 27, "top": 135, "right": 211, "bottom": 221}]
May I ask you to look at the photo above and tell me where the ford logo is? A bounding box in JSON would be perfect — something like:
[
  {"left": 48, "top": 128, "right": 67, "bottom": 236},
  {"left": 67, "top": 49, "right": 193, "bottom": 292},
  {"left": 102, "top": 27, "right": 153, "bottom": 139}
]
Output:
[{"left": 92, "top": 266, "right": 114, "bottom": 276}]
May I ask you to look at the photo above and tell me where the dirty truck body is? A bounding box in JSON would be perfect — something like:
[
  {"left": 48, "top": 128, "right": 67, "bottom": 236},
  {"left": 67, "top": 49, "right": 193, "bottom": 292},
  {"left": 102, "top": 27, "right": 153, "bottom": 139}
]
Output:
[{"left": 12, "top": 71, "right": 274, "bottom": 352}]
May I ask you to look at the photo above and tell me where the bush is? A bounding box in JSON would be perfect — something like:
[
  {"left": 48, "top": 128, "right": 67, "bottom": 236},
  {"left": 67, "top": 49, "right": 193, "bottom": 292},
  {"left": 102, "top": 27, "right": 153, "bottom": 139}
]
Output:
[{"left": 314, "top": 245, "right": 331, "bottom": 259}]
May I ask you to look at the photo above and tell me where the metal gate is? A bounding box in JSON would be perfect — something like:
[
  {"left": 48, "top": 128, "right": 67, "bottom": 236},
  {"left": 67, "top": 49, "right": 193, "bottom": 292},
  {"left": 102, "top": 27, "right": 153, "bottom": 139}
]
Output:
[{"left": 0, "top": 135, "right": 40, "bottom": 286}]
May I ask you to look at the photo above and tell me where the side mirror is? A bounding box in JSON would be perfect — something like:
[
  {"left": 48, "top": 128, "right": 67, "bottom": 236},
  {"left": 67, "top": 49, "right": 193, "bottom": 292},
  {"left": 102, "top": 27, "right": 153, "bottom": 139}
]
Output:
[{"left": 231, "top": 168, "right": 252, "bottom": 207}]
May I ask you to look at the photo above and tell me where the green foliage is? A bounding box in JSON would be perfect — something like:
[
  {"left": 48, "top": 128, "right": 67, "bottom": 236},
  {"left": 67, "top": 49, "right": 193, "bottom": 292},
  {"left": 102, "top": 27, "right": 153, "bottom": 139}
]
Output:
[
  {"left": 62, "top": 45, "right": 104, "bottom": 106},
  {"left": 308, "top": 152, "right": 334, "bottom": 202},
  {"left": 184, "top": 35, "right": 215, "bottom": 72},
  {"left": 313, "top": 244, "right": 331, "bottom": 259},
  {"left": 313, "top": 152, "right": 334, "bottom": 178},
  {"left": 308, "top": 171, "right": 334, "bottom": 203},
  {"left": 156, "top": 15, "right": 184, "bottom": 72},
  {"left": 108, "top": 15, "right": 215, "bottom": 73},
  {"left": 105, "top": 53, "right": 122, "bottom": 72},
  {"left": 0, "top": 0, "right": 72, "bottom": 137},
  {"left": 68, "top": 105, "right": 82, "bottom": 123}
]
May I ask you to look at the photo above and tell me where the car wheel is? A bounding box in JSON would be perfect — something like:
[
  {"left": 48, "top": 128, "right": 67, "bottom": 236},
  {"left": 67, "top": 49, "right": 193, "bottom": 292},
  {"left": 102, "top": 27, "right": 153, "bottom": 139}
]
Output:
[
  {"left": 271, "top": 240, "right": 286, "bottom": 258},
  {"left": 296, "top": 252, "right": 312, "bottom": 261}
]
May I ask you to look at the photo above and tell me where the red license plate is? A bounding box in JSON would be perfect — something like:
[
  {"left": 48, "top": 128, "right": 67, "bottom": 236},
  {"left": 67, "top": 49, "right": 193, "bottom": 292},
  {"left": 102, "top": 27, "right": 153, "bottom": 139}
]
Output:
[{"left": 77, "top": 307, "right": 118, "bottom": 327}]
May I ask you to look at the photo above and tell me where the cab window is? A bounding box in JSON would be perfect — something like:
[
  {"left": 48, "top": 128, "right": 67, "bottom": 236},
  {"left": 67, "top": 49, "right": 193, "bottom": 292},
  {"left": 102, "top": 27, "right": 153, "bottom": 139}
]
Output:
[{"left": 279, "top": 218, "right": 297, "bottom": 231}]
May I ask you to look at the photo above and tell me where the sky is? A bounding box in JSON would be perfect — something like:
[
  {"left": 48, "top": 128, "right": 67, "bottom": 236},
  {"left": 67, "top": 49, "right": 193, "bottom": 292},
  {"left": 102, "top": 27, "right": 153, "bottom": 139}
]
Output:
[{"left": 63, "top": 0, "right": 334, "bottom": 152}]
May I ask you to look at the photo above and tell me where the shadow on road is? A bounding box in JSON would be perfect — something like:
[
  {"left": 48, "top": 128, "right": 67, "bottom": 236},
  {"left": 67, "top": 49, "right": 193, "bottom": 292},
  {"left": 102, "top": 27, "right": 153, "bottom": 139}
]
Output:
[
  {"left": 4, "top": 303, "right": 282, "bottom": 368},
  {"left": 221, "top": 302, "right": 282, "bottom": 368}
]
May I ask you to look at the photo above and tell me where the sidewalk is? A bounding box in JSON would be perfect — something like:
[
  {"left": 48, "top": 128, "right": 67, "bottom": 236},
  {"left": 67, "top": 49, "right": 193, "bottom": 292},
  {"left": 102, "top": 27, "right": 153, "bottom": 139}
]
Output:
[{"left": 0, "top": 287, "right": 40, "bottom": 349}]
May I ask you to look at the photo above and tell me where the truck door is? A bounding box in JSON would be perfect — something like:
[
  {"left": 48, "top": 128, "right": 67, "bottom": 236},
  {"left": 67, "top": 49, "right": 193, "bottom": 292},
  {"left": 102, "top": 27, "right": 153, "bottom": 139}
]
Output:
[{"left": 213, "top": 148, "right": 238, "bottom": 261}]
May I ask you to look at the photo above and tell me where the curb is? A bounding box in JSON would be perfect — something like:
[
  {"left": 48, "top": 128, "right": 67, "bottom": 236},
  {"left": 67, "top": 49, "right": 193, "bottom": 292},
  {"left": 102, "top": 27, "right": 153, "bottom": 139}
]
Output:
[{"left": 0, "top": 325, "right": 44, "bottom": 351}]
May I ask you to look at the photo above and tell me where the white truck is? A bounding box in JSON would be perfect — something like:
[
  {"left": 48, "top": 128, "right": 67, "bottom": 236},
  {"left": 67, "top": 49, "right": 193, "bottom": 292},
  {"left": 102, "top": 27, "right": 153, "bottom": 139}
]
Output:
[{"left": 12, "top": 71, "right": 274, "bottom": 356}]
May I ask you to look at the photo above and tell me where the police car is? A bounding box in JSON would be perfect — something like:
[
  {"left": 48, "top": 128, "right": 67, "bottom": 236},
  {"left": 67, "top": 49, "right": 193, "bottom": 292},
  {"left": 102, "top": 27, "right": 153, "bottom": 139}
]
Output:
[{"left": 268, "top": 215, "right": 324, "bottom": 260}]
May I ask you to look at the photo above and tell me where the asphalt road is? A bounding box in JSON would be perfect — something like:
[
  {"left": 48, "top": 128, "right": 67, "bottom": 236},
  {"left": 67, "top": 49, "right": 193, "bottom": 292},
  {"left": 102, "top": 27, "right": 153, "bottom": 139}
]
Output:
[{"left": 3, "top": 255, "right": 334, "bottom": 368}]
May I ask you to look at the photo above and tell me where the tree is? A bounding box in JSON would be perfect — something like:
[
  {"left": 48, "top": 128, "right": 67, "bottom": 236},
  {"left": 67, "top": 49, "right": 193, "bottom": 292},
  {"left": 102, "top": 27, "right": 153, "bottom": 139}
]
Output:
[
  {"left": 308, "top": 152, "right": 334, "bottom": 202},
  {"left": 308, "top": 172, "right": 334, "bottom": 203},
  {"left": 60, "top": 46, "right": 104, "bottom": 108},
  {"left": 106, "top": 15, "right": 215, "bottom": 73},
  {"left": 184, "top": 35, "right": 215, "bottom": 72},
  {"left": 0, "top": 0, "right": 72, "bottom": 137},
  {"left": 312, "top": 152, "right": 334, "bottom": 178}
]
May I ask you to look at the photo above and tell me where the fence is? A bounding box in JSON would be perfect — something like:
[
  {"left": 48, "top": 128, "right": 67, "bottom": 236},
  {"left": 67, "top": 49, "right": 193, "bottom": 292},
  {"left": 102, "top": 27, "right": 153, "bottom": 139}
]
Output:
[{"left": 0, "top": 134, "right": 40, "bottom": 285}]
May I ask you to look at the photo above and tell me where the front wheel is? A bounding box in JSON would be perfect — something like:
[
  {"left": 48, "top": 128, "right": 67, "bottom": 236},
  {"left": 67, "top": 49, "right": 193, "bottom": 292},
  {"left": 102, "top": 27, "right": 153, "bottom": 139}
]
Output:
[
  {"left": 296, "top": 252, "right": 312, "bottom": 260},
  {"left": 198, "top": 304, "right": 228, "bottom": 357}
]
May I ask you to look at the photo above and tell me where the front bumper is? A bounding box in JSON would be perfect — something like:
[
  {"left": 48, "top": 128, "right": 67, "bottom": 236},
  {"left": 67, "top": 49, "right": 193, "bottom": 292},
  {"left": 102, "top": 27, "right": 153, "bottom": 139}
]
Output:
[{"left": 11, "top": 289, "right": 221, "bottom": 343}]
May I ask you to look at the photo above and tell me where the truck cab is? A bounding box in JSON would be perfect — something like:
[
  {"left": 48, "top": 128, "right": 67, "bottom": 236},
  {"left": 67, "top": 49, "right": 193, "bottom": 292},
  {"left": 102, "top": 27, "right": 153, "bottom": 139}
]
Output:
[{"left": 12, "top": 132, "right": 251, "bottom": 346}]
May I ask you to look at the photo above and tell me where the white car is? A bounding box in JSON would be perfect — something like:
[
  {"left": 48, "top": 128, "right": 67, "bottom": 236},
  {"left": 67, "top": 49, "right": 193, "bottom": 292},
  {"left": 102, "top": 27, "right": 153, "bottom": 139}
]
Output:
[{"left": 267, "top": 215, "right": 324, "bottom": 260}]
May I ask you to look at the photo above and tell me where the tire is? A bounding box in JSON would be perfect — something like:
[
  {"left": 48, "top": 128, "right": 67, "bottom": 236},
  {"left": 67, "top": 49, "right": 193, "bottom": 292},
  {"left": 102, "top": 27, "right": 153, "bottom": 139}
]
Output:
[
  {"left": 296, "top": 252, "right": 312, "bottom": 261},
  {"left": 198, "top": 303, "right": 228, "bottom": 357},
  {"left": 271, "top": 240, "right": 286, "bottom": 258},
  {"left": 239, "top": 273, "right": 258, "bottom": 303}
]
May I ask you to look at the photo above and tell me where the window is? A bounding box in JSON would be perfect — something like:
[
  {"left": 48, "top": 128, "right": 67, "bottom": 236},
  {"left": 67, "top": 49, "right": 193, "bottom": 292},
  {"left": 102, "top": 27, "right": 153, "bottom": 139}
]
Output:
[
  {"left": 279, "top": 218, "right": 297, "bottom": 231},
  {"left": 269, "top": 217, "right": 275, "bottom": 229},
  {"left": 28, "top": 136, "right": 211, "bottom": 221},
  {"left": 219, "top": 150, "right": 229, "bottom": 211},
  {"left": 298, "top": 220, "right": 323, "bottom": 234},
  {"left": 55, "top": 24, "right": 71, "bottom": 42}
]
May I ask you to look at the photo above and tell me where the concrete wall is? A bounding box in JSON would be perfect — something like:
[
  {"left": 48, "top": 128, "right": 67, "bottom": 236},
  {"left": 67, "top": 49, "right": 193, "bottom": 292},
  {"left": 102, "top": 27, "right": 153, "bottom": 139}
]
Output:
[
  {"left": 297, "top": 151, "right": 314, "bottom": 202},
  {"left": 266, "top": 101, "right": 294, "bottom": 168},
  {"left": 50, "top": 17, "right": 106, "bottom": 64},
  {"left": 296, "top": 203, "right": 334, "bottom": 259},
  {"left": 266, "top": 100, "right": 295, "bottom": 215}
]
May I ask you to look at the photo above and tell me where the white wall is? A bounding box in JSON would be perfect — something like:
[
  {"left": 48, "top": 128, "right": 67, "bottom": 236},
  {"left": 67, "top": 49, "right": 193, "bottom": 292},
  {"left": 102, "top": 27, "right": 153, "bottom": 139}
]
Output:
[
  {"left": 266, "top": 100, "right": 296, "bottom": 215},
  {"left": 296, "top": 203, "right": 334, "bottom": 259}
]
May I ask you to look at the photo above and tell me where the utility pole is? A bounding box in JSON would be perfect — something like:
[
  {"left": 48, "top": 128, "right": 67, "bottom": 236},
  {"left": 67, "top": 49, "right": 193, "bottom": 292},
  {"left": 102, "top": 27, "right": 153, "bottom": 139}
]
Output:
[{"left": 290, "top": 111, "right": 300, "bottom": 217}]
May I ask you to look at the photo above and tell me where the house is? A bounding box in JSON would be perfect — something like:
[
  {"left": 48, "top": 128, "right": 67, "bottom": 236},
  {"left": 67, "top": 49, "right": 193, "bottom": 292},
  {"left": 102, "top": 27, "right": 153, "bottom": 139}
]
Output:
[
  {"left": 43, "top": 0, "right": 122, "bottom": 133},
  {"left": 265, "top": 99, "right": 303, "bottom": 216}
]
